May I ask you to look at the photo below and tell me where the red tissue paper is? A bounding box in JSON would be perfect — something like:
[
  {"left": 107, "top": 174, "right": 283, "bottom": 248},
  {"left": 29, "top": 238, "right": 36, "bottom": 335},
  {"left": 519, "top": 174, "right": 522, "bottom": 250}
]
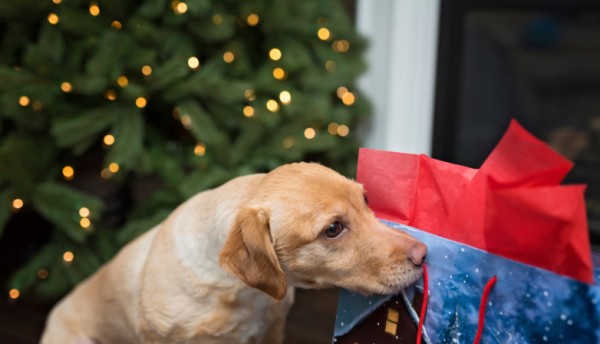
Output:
[{"left": 357, "top": 120, "right": 593, "bottom": 284}]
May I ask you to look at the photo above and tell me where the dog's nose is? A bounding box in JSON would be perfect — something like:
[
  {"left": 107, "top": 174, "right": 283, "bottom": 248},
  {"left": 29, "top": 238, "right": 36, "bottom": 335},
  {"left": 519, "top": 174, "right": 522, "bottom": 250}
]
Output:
[{"left": 408, "top": 242, "right": 427, "bottom": 266}]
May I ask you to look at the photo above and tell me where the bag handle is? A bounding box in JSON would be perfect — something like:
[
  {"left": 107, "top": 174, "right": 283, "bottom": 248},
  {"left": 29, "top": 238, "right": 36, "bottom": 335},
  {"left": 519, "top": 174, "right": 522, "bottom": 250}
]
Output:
[{"left": 416, "top": 263, "right": 497, "bottom": 344}]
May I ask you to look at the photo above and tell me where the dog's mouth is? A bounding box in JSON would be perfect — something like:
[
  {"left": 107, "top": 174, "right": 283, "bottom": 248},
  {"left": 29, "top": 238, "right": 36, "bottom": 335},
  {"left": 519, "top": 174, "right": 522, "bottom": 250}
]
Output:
[{"left": 342, "top": 264, "right": 423, "bottom": 296}]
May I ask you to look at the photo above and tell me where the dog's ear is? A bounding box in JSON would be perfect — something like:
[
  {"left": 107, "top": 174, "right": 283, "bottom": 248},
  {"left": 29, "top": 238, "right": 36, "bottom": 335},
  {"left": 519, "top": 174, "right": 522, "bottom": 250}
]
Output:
[{"left": 219, "top": 207, "right": 287, "bottom": 300}]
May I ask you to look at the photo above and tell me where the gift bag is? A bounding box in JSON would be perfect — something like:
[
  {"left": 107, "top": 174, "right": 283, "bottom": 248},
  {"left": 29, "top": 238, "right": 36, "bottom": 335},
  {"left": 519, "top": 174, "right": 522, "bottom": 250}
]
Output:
[{"left": 333, "top": 120, "right": 600, "bottom": 344}]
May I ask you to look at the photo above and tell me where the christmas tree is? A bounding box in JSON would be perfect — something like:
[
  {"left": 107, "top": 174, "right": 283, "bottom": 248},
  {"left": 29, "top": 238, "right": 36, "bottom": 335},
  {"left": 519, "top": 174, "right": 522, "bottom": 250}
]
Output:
[{"left": 0, "top": 0, "right": 369, "bottom": 302}]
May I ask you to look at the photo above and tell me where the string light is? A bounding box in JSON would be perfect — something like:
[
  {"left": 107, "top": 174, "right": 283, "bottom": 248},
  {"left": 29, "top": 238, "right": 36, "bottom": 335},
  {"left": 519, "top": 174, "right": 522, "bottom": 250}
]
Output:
[
  {"left": 135, "top": 97, "right": 147, "bottom": 108},
  {"left": 141, "top": 65, "right": 152, "bottom": 76},
  {"left": 48, "top": 13, "right": 60, "bottom": 25},
  {"left": 269, "top": 48, "right": 282, "bottom": 61},
  {"left": 279, "top": 91, "right": 291, "bottom": 104},
  {"left": 19, "top": 96, "right": 30, "bottom": 107},
  {"left": 325, "top": 60, "right": 336, "bottom": 72},
  {"left": 117, "top": 76, "right": 128, "bottom": 87},
  {"left": 223, "top": 51, "right": 235, "bottom": 63},
  {"left": 89, "top": 2, "right": 100, "bottom": 16},
  {"left": 328, "top": 122, "right": 339, "bottom": 135},
  {"left": 243, "top": 105, "right": 254, "bottom": 117},
  {"left": 32, "top": 100, "right": 43, "bottom": 111},
  {"left": 180, "top": 115, "right": 192, "bottom": 128},
  {"left": 244, "top": 89, "right": 256, "bottom": 101},
  {"left": 79, "top": 207, "right": 90, "bottom": 218},
  {"left": 61, "top": 82, "right": 72, "bottom": 93},
  {"left": 194, "top": 143, "right": 206, "bottom": 156},
  {"left": 8, "top": 289, "right": 19, "bottom": 300},
  {"left": 105, "top": 90, "right": 117, "bottom": 101},
  {"left": 172, "top": 107, "right": 181, "bottom": 120},
  {"left": 266, "top": 99, "right": 279, "bottom": 112},
  {"left": 80, "top": 218, "right": 91, "bottom": 229},
  {"left": 272, "top": 67, "right": 285, "bottom": 80},
  {"left": 172, "top": 1, "right": 188, "bottom": 14},
  {"left": 213, "top": 14, "right": 222, "bottom": 25},
  {"left": 37, "top": 269, "right": 49, "bottom": 280},
  {"left": 332, "top": 40, "right": 350, "bottom": 53},
  {"left": 103, "top": 134, "right": 115, "bottom": 146},
  {"left": 337, "top": 124, "right": 350, "bottom": 137},
  {"left": 304, "top": 128, "right": 316, "bottom": 139},
  {"left": 282, "top": 137, "right": 294, "bottom": 149},
  {"left": 336, "top": 86, "right": 348, "bottom": 98},
  {"left": 52, "top": 0, "right": 62, "bottom": 3},
  {"left": 63, "top": 251, "right": 74, "bottom": 263},
  {"left": 111, "top": 21, "right": 122, "bottom": 30},
  {"left": 317, "top": 27, "right": 331, "bottom": 41},
  {"left": 341, "top": 92, "right": 355, "bottom": 106},
  {"left": 12, "top": 198, "right": 24, "bottom": 210},
  {"left": 247, "top": 13, "right": 260, "bottom": 26},
  {"left": 188, "top": 56, "right": 200, "bottom": 70},
  {"left": 100, "top": 168, "right": 112, "bottom": 179},
  {"left": 108, "top": 162, "right": 120, "bottom": 173},
  {"left": 62, "top": 166, "right": 75, "bottom": 181}
]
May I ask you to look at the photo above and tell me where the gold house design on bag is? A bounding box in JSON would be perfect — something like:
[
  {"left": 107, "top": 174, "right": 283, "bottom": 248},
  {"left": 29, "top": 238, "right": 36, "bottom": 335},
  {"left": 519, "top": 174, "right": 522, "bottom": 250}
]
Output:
[{"left": 335, "top": 289, "right": 426, "bottom": 343}]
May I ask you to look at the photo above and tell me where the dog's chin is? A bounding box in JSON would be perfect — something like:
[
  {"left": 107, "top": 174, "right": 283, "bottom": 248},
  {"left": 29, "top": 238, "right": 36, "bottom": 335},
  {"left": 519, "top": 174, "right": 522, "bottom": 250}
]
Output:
[{"left": 345, "top": 265, "right": 423, "bottom": 296}]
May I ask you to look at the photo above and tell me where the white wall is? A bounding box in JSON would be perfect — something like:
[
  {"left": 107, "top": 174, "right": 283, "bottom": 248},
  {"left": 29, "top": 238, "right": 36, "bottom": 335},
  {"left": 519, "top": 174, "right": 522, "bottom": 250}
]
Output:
[{"left": 357, "top": 0, "right": 440, "bottom": 155}]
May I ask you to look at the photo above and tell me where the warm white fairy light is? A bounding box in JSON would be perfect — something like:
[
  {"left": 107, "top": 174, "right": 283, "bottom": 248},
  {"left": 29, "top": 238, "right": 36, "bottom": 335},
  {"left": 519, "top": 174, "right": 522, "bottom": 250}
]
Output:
[
  {"left": 325, "top": 60, "right": 336, "bottom": 72},
  {"left": 223, "top": 51, "right": 235, "bottom": 63},
  {"left": 247, "top": 13, "right": 259, "bottom": 26},
  {"left": 63, "top": 251, "right": 74, "bottom": 263},
  {"left": 12, "top": 198, "right": 24, "bottom": 210},
  {"left": 103, "top": 134, "right": 115, "bottom": 146},
  {"left": 111, "top": 21, "right": 122, "bottom": 30},
  {"left": 89, "top": 2, "right": 100, "bottom": 16},
  {"left": 194, "top": 143, "right": 206, "bottom": 156},
  {"left": 266, "top": 99, "right": 279, "bottom": 112},
  {"left": 317, "top": 27, "right": 331, "bottom": 41},
  {"left": 282, "top": 137, "right": 294, "bottom": 149},
  {"left": 108, "top": 162, "right": 120, "bottom": 173},
  {"left": 328, "top": 122, "right": 339, "bottom": 135},
  {"left": 105, "top": 90, "right": 117, "bottom": 101},
  {"left": 79, "top": 207, "right": 90, "bottom": 218},
  {"left": 172, "top": 1, "right": 188, "bottom": 14},
  {"left": 48, "top": 13, "right": 60, "bottom": 25},
  {"left": 117, "top": 76, "right": 128, "bottom": 87},
  {"left": 337, "top": 124, "right": 350, "bottom": 137},
  {"left": 244, "top": 89, "right": 256, "bottom": 101},
  {"left": 213, "top": 14, "right": 223, "bottom": 25},
  {"left": 135, "top": 97, "right": 147, "bottom": 108},
  {"left": 32, "top": 100, "right": 43, "bottom": 111},
  {"left": 180, "top": 115, "right": 192, "bottom": 128},
  {"left": 8, "top": 289, "right": 19, "bottom": 300},
  {"left": 19, "top": 96, "right": 30, "bottom": 107},
  {"left": 61, "top": 82, "right": 73, "bottom": 93},
  {"left": 188, "top": 56, "right": 200, "bottom": 70},
  {"left": 52, "top": 0, "right": 62, "bottom": 3},
  {"left": 273, "top": 67, "right": 285, "bottom": 80},
  {"left": 243, "top": 105, "right": 254, "bottom": 117},
  {"left": 336, "top": 86, "right": 348, "bottom": 98},
  {"left": 141, "top": 65, "right": 152, "bottom": 76},
  {"left": 332, "top": 40, "right": 350, "bottom": 53},
  {"left": 62, "top": 165, "right": 75, "bottom": 181},
  {"left": 279, "top": 91, "right": 291, "bottom": 105},
  {"left": 37, "top": 269, "right": 49, "bottom": 280},
  {"left": 304, "top": 128, "right": 316, "bottom": 139},
  {"left": 80, "top": 218, "right": 91, "bottom": 229},
  {"left": 269, "top": 48, "right": 282, "bottom": 61},
  {"left": 341, "top": 92, "right": 355, "bottom": 106}
]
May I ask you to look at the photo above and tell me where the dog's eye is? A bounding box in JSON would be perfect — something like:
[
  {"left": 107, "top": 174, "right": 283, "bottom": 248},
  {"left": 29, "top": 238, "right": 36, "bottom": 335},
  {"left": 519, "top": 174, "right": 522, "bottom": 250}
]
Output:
[
  {"left": 364, "top": 194, "right": 369, "bottom": 205},
  {"left": 324, "top": 222, "right": 345, "bottom": 238}
]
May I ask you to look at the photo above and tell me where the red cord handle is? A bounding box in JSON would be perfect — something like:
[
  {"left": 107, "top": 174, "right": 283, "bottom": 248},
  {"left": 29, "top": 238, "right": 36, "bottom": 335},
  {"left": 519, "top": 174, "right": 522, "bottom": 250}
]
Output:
[
  {"left": 415, "top": 262, "right": 498, "bottom": 344},
  {"left": 416, "top": 263, "right": 429, "bottom": 344},
  {"left": 473, "top": 276, "right": 498, "bottom": 344}
]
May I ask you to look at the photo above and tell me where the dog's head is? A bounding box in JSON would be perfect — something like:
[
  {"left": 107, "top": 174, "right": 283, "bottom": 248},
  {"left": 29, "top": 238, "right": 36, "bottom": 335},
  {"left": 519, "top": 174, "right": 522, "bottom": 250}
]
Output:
[{"left": 219, "top": 163, "right": 426, "bottom": 300}]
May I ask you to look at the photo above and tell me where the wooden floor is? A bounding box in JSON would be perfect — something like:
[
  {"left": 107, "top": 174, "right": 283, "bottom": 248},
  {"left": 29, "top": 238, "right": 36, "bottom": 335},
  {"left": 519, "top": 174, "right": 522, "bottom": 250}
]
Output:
[{"left": 0, "top": 288, "right": 339, "bottom": 343}]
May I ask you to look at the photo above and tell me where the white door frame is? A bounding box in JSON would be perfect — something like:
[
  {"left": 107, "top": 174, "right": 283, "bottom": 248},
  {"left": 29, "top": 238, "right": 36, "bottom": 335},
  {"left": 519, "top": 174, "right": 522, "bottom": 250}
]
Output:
[{"left": 357, "top": 0, "right": 441, "bottom": 155}]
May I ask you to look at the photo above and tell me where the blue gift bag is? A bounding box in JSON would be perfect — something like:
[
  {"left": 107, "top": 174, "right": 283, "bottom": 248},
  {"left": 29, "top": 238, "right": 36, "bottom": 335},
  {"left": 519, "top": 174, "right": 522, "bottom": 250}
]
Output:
[{"left": 333, "top": 221, "right": 600, "bottom": 344}]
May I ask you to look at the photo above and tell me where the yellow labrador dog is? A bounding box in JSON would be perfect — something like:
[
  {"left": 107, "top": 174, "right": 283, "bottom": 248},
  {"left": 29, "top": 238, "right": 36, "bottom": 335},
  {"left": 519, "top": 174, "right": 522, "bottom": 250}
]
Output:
[{"left": 41, "top": 163, "right": 426, "bottom": 344}]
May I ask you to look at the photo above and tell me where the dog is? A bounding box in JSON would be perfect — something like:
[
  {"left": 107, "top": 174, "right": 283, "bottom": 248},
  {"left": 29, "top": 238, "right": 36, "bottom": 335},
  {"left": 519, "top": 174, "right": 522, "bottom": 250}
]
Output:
[{"left": 41, "top": 162, "right": 426, "bottom": 344}]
